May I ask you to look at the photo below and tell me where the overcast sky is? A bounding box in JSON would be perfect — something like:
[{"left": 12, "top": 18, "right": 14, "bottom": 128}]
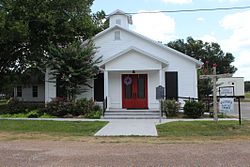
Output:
[{"left": 92, "top": 0, "right": 250, "bottom": 80}]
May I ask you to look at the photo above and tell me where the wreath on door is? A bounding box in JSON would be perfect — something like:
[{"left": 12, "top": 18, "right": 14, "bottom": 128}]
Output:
[{"left": 124, "top": 76, "right": 132, "bottom": 86}]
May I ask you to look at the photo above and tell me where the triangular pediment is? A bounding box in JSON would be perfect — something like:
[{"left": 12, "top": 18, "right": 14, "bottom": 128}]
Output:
[{"left": 99, "top": 47, "right": 168, "bottom": 70}]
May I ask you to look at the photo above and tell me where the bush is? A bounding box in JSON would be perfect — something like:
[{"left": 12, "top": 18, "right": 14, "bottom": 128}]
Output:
[
  {"left": 6, "top": 98, "right": 44, "bottom": 114},
  {"left": 184, "top": 101, "right": 205, "bottom": 118},
  {"left": 27, "top": 110, "right": 40, "bottom": 118},
  {"left": 42, "top": 98, "right": 101, "bottom": 118},
  {"left": 84, "top": 111, "right": 102, "bottom": 119},
  {"left": 162, "top": 100, "right": 180, "bottom": 117},
  {"left": 75, "top": 98, "right": 97, "bottom": 116},
  {"left": 42, "top": 98, "right": 74, "bottom": 117}
]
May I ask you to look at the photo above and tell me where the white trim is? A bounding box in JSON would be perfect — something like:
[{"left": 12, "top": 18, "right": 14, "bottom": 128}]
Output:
[
  {"left": 99, "top": 46, "right": 168, "bottom": 68},
  {"left": 92, "top": 25, "right": 203, "bottom": 67},
  {"left": 105, "top": 68, "right": 162, "bottom": 71}
]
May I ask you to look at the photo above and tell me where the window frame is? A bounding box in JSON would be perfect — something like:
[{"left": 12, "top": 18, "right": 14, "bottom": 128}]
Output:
[
  {"left": 114, "top": 31, "right": 121, "bottom": 40},
  {"left": 32, "top": 85, "right": 38, "bottom": 98},
  {"left": 17, "top": 86, "right": 22, "bottom": 97},
  {"left": 116, "top": 19, "right": 121, "bottom": 25}
]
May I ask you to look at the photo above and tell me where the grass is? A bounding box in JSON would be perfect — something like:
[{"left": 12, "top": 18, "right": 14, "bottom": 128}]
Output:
[
  {"left": 245, "top": 92, "right": 250, "bottom": 98},
  {"left": 0, "top": 100, "right": 8, "bottom": 114},
  {"left": 0, "top": 99, "right": 7, "bottom": 104},
  {"left": 243, "top": 92, "right": 250, "bottom": 102},
  {"left": 0, "top": 112, "right": 57, "bottom": 118},
  {"left": 157, "top": 120, "right": 250, "bottom": 137},
  {"left": 0, "top": 120, "right": 108, "bottom": 136}
]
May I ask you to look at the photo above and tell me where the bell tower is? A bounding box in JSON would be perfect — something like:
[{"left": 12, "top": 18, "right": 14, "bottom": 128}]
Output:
[{"left": 108, "top": 9, "right": 133, "bottom": 29}]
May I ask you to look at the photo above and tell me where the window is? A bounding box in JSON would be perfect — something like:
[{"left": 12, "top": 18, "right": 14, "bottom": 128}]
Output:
[
  {"left": 116, "top": 19, "right": 121, "bottom": 25},
  {"left": 114, "top": 31, "right": 120, "bottom": 40},
  {"left": 94, "top": 73, "right": 104, "bottom": 101},
  {"left": 17, "top": 86, "right": 22, "bottom": 97},
  {"left": 32, "top": 86, "right": 38, "bottom": 97},
  {"left": 165, "top": 72, "right": 178, "bottom": 100}
]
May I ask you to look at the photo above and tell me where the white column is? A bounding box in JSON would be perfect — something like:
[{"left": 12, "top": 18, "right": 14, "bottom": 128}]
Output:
[
  {"left": 104, "top": 70, "right": 109, "bottom": 109},
  {"left": 45, "top": 68, "right": 57, "bottom": 103},
  {"left": 13, "top": 87, "right": 17, "bottom": 98},
  {"left": 159, "top": 69, "right": 164, "bottom": 86}
]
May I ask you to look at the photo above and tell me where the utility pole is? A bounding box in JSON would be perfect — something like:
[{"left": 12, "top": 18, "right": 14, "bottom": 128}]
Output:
[{"left": 200, "top": 64, "right": 232, "bottom": 122}]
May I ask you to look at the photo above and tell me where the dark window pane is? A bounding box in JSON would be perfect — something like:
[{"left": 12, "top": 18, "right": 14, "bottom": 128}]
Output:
[
  {"left": 17, "top": 86, "right": 22, "bottom": 97},
  {"left": 33, "top": 86, "right": 38, "bottom": 97},
  {"left": 165, "top": 72, "right": 178, "bottom": 100},
  {"left": 125, "top": 84, "right": 132, "bottom": 99},
  {"left": 124, "top": 76, "right": 133, "bottom": 99},
  {"left": 94, "top": 73, "right": 104, "bottom": 101},
  {"left": 138, "top": 75, "right": 145, "bottom": 98}
]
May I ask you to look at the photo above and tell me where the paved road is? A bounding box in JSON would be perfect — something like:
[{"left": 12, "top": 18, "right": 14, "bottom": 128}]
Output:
[
  {"left": 228, "top": 102, "right": 250, "bottom": 119},
  {"left": 0, "top": 140, "right": 250, "bottom": 166}
]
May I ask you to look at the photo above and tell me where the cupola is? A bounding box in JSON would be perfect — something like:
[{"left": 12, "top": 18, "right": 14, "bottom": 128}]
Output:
[{"left": 107, "top": 9, "right": 133, "bottom": 29}]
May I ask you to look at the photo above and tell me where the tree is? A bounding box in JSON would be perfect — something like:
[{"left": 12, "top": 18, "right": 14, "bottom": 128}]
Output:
[
  {"left": 167, "top": 37, "right": 237, "bottom": 98},
  {"left": 168, "top": 37, "right": 237, "bottom": 74},
  {"left": 47, "top": 40, "right": 101, "bottom": 100},
  {"left": 0, "top": 0, "right": 106, "bottom": 76},
  {"left": 245, "top": 81, "right": 250, "bottom": 92},
  {"left": 0, "top": 0, "right": 107, "bottom": 97}
]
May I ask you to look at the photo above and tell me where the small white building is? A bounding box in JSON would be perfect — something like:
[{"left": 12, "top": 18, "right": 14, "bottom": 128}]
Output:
[
  {"left": 217, "top": 77, "right": 245, "bottom": 96},
  {"left": 16, "top": 10, "right": 202, "bottom": 111}
]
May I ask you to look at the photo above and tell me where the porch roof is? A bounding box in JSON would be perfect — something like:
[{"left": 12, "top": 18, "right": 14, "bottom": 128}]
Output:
[{"left": 99, "top": 46, "right": 169, "bottom": 69}]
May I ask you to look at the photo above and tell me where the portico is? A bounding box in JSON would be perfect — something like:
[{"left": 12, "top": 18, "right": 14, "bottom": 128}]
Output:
[{"left": 100, "top": 47, "right": 168, "bottom": 110}]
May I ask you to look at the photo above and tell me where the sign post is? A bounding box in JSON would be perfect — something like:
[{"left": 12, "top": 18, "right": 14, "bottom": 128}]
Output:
[
  {"left": 238, "top": 97, "right": 242, "bottom": 125},
  {"left": 200, "top": 64, "right": 232, "bottom": 122},
  {"left": 156, "top": 85, "right": 164, "bottom": 123}
]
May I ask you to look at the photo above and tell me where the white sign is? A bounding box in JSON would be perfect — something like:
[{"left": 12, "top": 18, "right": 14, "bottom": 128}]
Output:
[
  {"left": 219, "top": 86, "right": 234, "bottom": 96},
  {"left": 219, "top": 98, "right": 234, "bottom": 113}
]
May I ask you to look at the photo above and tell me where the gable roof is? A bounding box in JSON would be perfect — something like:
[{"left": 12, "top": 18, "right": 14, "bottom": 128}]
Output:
[
  {"left": 99, "top": 46, "right": 169, "bottom": 68},
  {"left": 93, "top": 25, "right": 203, "bottom": 68}
]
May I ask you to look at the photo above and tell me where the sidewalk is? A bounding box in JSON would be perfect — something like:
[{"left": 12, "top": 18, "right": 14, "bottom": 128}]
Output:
[{"left": 94, "top": 119, "right": 159, "bottom": 136}]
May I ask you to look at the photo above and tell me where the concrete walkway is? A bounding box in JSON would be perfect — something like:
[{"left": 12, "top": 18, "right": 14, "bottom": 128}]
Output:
[{"left": 94, "top": 119, "right": 159, "bottom": 136}]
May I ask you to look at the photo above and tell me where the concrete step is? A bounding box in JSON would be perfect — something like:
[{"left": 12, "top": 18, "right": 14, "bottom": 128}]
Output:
[
  {"left": 105, "top": 112, "right": 160, "bottom": 116},
  {"left": 103, "top": 110, "right": 164, "bottom": 119},
  {"left": 102, "top": 115, "right": 164, "bottom": 119}
]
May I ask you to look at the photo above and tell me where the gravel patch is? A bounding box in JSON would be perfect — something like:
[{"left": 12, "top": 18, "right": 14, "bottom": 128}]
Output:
[{"left": 0, "top": 140, "right": 250, "bottom": 166}]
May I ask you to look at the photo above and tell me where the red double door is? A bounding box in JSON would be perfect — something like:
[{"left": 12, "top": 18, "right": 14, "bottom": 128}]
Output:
[{"left": 122, "top": 74, "right": 148, "bottom": 109}]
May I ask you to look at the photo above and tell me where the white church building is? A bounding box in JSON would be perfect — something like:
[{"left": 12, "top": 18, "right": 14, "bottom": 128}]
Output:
[{"left": 15, "top": 10, "right": 202, "bottom": 111}]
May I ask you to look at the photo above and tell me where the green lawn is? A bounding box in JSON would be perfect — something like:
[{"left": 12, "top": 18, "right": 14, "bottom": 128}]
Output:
[
  {"left": 157, "top": 121, "right": 250, "bottom": 137},
  {"left": 0, "top": 120, "right": 108, "bottom": 136},
  {"left": 0, "top": 100, "right": 8, "bottom": 114},
  {"left": 245, "top": 92, "right": 250, "bottom": 98}
]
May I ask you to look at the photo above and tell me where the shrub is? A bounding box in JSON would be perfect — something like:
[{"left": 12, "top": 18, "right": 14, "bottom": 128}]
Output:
[
  {"left": 27, "top": 110, "right": 40, "bottom": 118},
  {"left": 42, "top": 98, "right": 74, "bottom": 117},
  {"left": 84, "top": 111, "right": 102, "bottom": 119},
  {"left": 39, "top": 113, "right": 57, "bottom": 118},
  {"left": 75, "top": 98, "right": 96, "bottom": 116},
  {"left": 42, "top": 98, "right": 101, "bottom": 118},
  {"left": 162, "top": 100, "right": 180, "bottom": 117},
  {"left": 6, "top": 98, "right": 44, "bottom": 114},
  {"left": 184, "top": 101, "right": 205, "bottom": 118}
]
